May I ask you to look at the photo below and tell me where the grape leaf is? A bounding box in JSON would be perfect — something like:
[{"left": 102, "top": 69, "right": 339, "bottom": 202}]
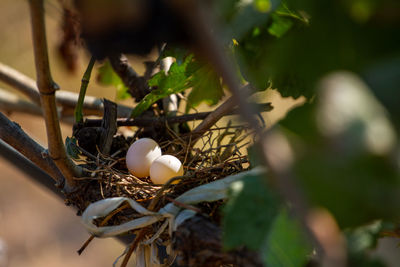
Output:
[
  {"left": 268, "top": 13, "right": 294, "bottom": 37},
  {"left": 185, "top": 61, "right": 224, "bottom": 112},
  {"left": 233, "top": 1, "right": 311, "bottom": 94},
  {"left": 97, "top": 60, "right": 130, "bottom": 100},
  {"left": 263, "top": 209, "right": 311, "bottom": 267},
  {"left": 268, "top": 2, "right": 309, "bottom": 37},
  {"left": 130, "top": 55, "right": 193, "bottom": 117},
  {"left": 222, "top": 173, "right": 280, "bottom": 250}
]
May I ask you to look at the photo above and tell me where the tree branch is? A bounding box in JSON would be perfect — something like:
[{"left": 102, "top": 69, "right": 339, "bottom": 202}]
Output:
[
  {"left": 0, "top": 139, "right": 64, "bottom": 198},
  {"left": 81, "top": 102, "right": 273, "bottom": 128},
  {"left": 0, "top": 62, "right": 133, "bottom": 118},
  {"left": 190, "top": 91, "right": 239, "bottom": 139},
  {"left": 108, "top": 53, "right": 150, "bottom": 101},
  {"left": 0, "top": 111, "right": 64, "bottom": 185},
  {"left": 0, "top": 89, "right": 42, "bottom": 116},
  {"left": 0, "top": 62, "right": 41, "bottom": 105},
  {"left": 29, "top": 0, "right": 81, "bottom": 189}
]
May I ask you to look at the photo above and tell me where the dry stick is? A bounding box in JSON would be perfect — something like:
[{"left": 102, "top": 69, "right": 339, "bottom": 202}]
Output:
[
  {"left": 28, "top": 0, "right": 82, "bottom": 190},
  {"left": 82, "top": 102, "right": 273, "bottom": 128},
  {"left": 0, "top": 111, "right": 64, "bottom": 185},
  {"left": 0, "top": 62, "right": 133, "bottom": 118},
  {"left": 120, "top": 230, "right": 147, "bottom": 267},
  {"left": 77, "top": 202, "right": 130, "bottom": 255},
  {"left": 190, "top": 85, "right": 252, "bottom": 142},
  {"left": 170, "top": 0, "right": 329, "bottom": 264}
]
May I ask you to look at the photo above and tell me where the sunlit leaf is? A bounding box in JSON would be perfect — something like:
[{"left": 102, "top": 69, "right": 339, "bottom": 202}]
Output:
[{"left": 131, "top": 55, "right": 193, "bottom": 117}]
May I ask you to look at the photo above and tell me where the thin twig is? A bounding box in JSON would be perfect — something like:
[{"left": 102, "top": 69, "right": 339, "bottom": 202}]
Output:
[
  {"left": 77, "top": 202, "right": 130, "bottom": 255},
  {"left": 82, "top": 102, "right": 273, "bottom": 128},
  {"left": 190, "top": 93, "right": 238, "bottom": 140},
  {"left": 29, "top": 0, "right": 82, "bottom": 190},
  {"left": 120, "top": 230, "right": 147, "bottom": 267}
]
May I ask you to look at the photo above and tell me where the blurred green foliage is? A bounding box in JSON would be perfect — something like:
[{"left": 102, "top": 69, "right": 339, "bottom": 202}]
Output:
[
  {"left": 263, "top": 210, "right": 311, "bottom": 267},
  {"left": 210, "top": 0, "right": 400, "bottom": 266},
  {"left": 222, "top": 173, "right": 279, "bottom": 250},
  {"left": 97, "top": 60, "right": 130, "bottom": 100}
]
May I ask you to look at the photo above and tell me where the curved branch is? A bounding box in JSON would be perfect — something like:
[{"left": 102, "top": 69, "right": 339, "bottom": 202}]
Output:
[
  {"left": 0, "top": 62, "right": 133, "bottom": 118},
  {"left": 0, "top": 111, "right": 64, "bottom": 184},
  {"left": 29, "top": 0, "right": 81, "bottom": 189},
  {"left": 0, "top": 62, "right": 40, "bottom": 105},
  {"left": 108, "top": 53, "right": 150, "bottom": 101},
  {"left": 0, "top": 139, "right": 64, "bottom": 198},
  {"left": 0, "top": 89, "right": 42, "bottom": 116}
]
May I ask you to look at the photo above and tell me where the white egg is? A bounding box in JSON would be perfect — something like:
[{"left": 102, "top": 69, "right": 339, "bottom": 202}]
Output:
[
  {"left": 150, "top": 155, "right": 184, "bottom": 184},
  {"left": 126, "top": 138, "right": 162, "bottom": 178}
]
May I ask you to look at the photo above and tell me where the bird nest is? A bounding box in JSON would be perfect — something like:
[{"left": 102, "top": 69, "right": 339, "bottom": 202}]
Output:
[{"left": 65, "top": 118, "right": 256, "bottom": 265}]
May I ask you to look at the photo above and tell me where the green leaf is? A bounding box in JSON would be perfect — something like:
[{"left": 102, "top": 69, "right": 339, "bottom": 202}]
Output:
[
  {"left": 65, "top": 137, "right": 79, "bottom": 159},
  {"left": 268, "top": 2, "right": 309, "bottom": 38},
  {"left": 268, "top": 13, "right": 294, "bottom": 37},
  {"left": 263, "top": 209, "right": 311, "bottom": 267},
  {"left": 185, "top": 62, "right": 224, "bottom": 112},
  {"left": 222, "top": 173, "right": 280, "bottom": 250},
  {"left": 247, "top": 145, "right": 264, "bottom": 168},
  {"left": 97, "top": 60, "right": 130, "bottom": 100},
  {"left": 254, "top": 0, "right": 272, "bottom": 13},
  {"left": 131, "top": 55, "right": 194, "bottom": 117}
]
